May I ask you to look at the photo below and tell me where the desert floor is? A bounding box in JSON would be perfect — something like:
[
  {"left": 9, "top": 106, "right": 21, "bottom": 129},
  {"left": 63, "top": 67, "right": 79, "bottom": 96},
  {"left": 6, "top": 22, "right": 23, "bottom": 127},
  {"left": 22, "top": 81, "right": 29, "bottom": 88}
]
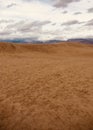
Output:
[{"left": 0, "top": 42, "right": 93, "bottom": 130}]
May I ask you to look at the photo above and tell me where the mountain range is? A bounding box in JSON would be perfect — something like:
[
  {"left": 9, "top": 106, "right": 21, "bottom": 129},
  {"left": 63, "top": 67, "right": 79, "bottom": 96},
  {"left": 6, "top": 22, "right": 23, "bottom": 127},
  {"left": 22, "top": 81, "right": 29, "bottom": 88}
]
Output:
[{"left": 0, "top": 38, "right": 93, "bottom": 44}]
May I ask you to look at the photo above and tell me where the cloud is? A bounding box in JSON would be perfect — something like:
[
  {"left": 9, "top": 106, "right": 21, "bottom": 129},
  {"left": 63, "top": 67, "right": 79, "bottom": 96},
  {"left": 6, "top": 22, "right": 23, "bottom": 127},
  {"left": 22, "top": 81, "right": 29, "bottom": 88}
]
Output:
[
  {"left": 6, "top": 3, "right": 17, "bottom": 8},
  {"left": 85, "top": 19, "right": 93, "bottom": 26},
  {"left": 52, "top": 23, "right": 56, "bottom": 26},
  {"left": 74, "top": 12, "right": 82, "bottom": 15},
  {"left": 0, "top": 0, "right": 93, "bottom": 40},
  {"left": 17, "top": 21, "right": 51, "bottom": 33},
  {"left": 0, "top": 19, "right": 13, "bottom": 23},
  {"left": 62, "top": 11, "right": 68, "bottom": 14},
  {"left": 88, "top": 8, "right": 93, "bottom": 13},
  {"left": 62, "top": 20, "right": 80, "bottom": 26},
  {"left": 0, "top": 31, "right": 12, "bottom": 36},
  {"left": 0, "top": 20, "right": 52, "bottom": 40},
  {"left": 53, "top": 0, "right": 80, "bottom": 8},
  {"left": 22, "top": 0, "right": 33, "bottom": 1}
]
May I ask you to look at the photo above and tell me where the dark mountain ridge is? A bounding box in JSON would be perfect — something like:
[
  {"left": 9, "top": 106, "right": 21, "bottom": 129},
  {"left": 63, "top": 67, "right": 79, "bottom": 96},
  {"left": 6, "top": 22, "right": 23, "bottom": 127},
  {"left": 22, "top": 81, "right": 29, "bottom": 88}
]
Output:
[
  {"left": 0, "top": 38, "right": 93, "bottom": 44},
  {"left": 68, "top": 38, "right": 93, "bottom": 44}
]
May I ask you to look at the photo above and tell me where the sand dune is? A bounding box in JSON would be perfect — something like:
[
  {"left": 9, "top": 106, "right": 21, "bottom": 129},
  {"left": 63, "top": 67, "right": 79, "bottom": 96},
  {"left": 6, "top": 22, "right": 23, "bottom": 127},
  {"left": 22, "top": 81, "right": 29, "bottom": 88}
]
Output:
[{"left": 0, "top": 42, "right": 93, "bottom": 130}]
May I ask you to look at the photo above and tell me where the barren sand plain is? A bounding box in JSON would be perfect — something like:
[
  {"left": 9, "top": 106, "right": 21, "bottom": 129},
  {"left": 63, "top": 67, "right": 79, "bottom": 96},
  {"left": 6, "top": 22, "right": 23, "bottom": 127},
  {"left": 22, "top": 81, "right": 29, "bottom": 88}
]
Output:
[{"left": 0, "top": 42, "right": 93, "bottom": 130}]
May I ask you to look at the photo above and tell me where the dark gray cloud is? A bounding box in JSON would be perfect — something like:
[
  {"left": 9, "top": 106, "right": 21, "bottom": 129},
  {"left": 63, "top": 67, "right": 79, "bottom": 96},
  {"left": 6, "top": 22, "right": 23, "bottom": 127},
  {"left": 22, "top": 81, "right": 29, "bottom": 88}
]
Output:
[
  {"left": 16, "top": 21, "right": 51, "bottom": 32},
  {"left": 52, "top": 23, "right": 56, "bottom": 26},
  {"left": 0, "top": 19, "right": 14, "bottom": 24},
  {"left": 0, "top": 31, "right": 12, "bottom": 36},
  {"left": 30, "top": 21, "right": 51, "bottom": 27},
  {"left": 74, "top": 12, "right": 82, "bottom": 15},
  {"left": 0, "top": 20, "right": 44, "bottom": 40},
  {"left": 0, "top": 27, "right": 14, "bottom": 38},
  {"left": 62, "top": 11, "right": 68, "bottom": 14},
  {"left": 88, "top": 8, "right": 93, "bottom": 13},
  {"left": 4, "top": 20, "right": 51, "bottom": 37},
  {"left": 6, "top": 3, "right": 17, "bottom": 8},
  {"left": 54, "top": 0, "right": 80, "bottom": 8},
  {"left": 21, "top": 0, "right": 33, "bottom": 2},
  {"left": 23, "top": 0, "right": 33, "bottom": 1},
  {"left": 62, "top": 20, "right": 80, "bottom": 26},
  {"left": 23, "top": 0, "right": 80, "bottom": 8},
  {"left": 85, "top": 19, "right": 93, "bottom": 26}
]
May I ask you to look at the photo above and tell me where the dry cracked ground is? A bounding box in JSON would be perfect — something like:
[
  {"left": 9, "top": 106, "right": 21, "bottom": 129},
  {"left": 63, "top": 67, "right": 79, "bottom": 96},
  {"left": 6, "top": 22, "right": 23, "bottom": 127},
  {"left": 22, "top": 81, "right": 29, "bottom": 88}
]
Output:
[{"left": 0, "top": 42, "right": 93, "bottom": 130}]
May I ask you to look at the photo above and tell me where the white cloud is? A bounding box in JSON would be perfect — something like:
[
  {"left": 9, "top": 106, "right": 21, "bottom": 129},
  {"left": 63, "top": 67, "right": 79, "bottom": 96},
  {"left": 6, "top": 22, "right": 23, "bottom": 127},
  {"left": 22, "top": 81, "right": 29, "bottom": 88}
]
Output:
[{"left": 0, "top": 0, "right": 93, "bottom": 41}]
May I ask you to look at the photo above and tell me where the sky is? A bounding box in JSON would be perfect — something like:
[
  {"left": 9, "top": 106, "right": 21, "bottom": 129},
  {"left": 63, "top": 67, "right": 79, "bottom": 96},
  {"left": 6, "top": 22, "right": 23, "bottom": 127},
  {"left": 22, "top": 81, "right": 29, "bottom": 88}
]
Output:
[{"left": 0, "top": 0, "right": 93, "bottom": 41}]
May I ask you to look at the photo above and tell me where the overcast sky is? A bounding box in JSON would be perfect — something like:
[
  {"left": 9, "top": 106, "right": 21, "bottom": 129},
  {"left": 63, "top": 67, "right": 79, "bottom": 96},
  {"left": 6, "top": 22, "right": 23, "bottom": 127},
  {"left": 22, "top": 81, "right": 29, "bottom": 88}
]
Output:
[{"left": 0, "top": 0, "right": 93, "bottom": 41}]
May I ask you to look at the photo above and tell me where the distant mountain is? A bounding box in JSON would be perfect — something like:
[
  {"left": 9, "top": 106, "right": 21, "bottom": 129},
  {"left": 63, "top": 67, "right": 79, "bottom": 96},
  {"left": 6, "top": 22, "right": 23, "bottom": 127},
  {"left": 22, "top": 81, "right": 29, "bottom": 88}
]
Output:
[
  {"left": 0, "top": 39, "right": 27, "bottom": 43},
  {"left": 0, "top": 39, "right": 63, "bottom": 44},
  {"left": 1, "top": 38, "right": 93, "bottom": 44},
  {"left": 67, "top": 38, "right": 93, "bottom": 44},
  {"left": 42, "top": 40, "right": 63, "bottom": 44}
]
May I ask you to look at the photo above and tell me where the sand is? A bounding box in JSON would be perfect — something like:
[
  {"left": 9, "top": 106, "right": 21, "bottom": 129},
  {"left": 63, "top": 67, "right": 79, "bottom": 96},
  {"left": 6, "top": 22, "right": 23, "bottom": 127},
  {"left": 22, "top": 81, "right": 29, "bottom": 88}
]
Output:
[{"left": 0, "top": 42, "right": 93, "bottom": 130}]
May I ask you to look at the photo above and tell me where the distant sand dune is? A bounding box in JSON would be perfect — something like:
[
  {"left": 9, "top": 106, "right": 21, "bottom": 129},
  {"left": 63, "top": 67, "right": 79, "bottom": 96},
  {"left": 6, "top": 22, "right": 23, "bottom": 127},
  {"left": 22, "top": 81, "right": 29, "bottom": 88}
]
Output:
[
  {"left": 0, "top": 42, "right": 93, "bottom": 130},
  {"left": 0, "top": 42, "right": 93, "bottom": 54},
  {"left": 0, "top": 42, "right": 16, "bottom": 52}
]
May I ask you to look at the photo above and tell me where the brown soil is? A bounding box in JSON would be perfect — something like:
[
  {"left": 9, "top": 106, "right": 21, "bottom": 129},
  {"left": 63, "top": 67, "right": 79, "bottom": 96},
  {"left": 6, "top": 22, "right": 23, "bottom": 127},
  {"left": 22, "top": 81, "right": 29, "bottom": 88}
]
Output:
[{"left": 0, "top": 42, "right": 93, "bottom": 130}]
